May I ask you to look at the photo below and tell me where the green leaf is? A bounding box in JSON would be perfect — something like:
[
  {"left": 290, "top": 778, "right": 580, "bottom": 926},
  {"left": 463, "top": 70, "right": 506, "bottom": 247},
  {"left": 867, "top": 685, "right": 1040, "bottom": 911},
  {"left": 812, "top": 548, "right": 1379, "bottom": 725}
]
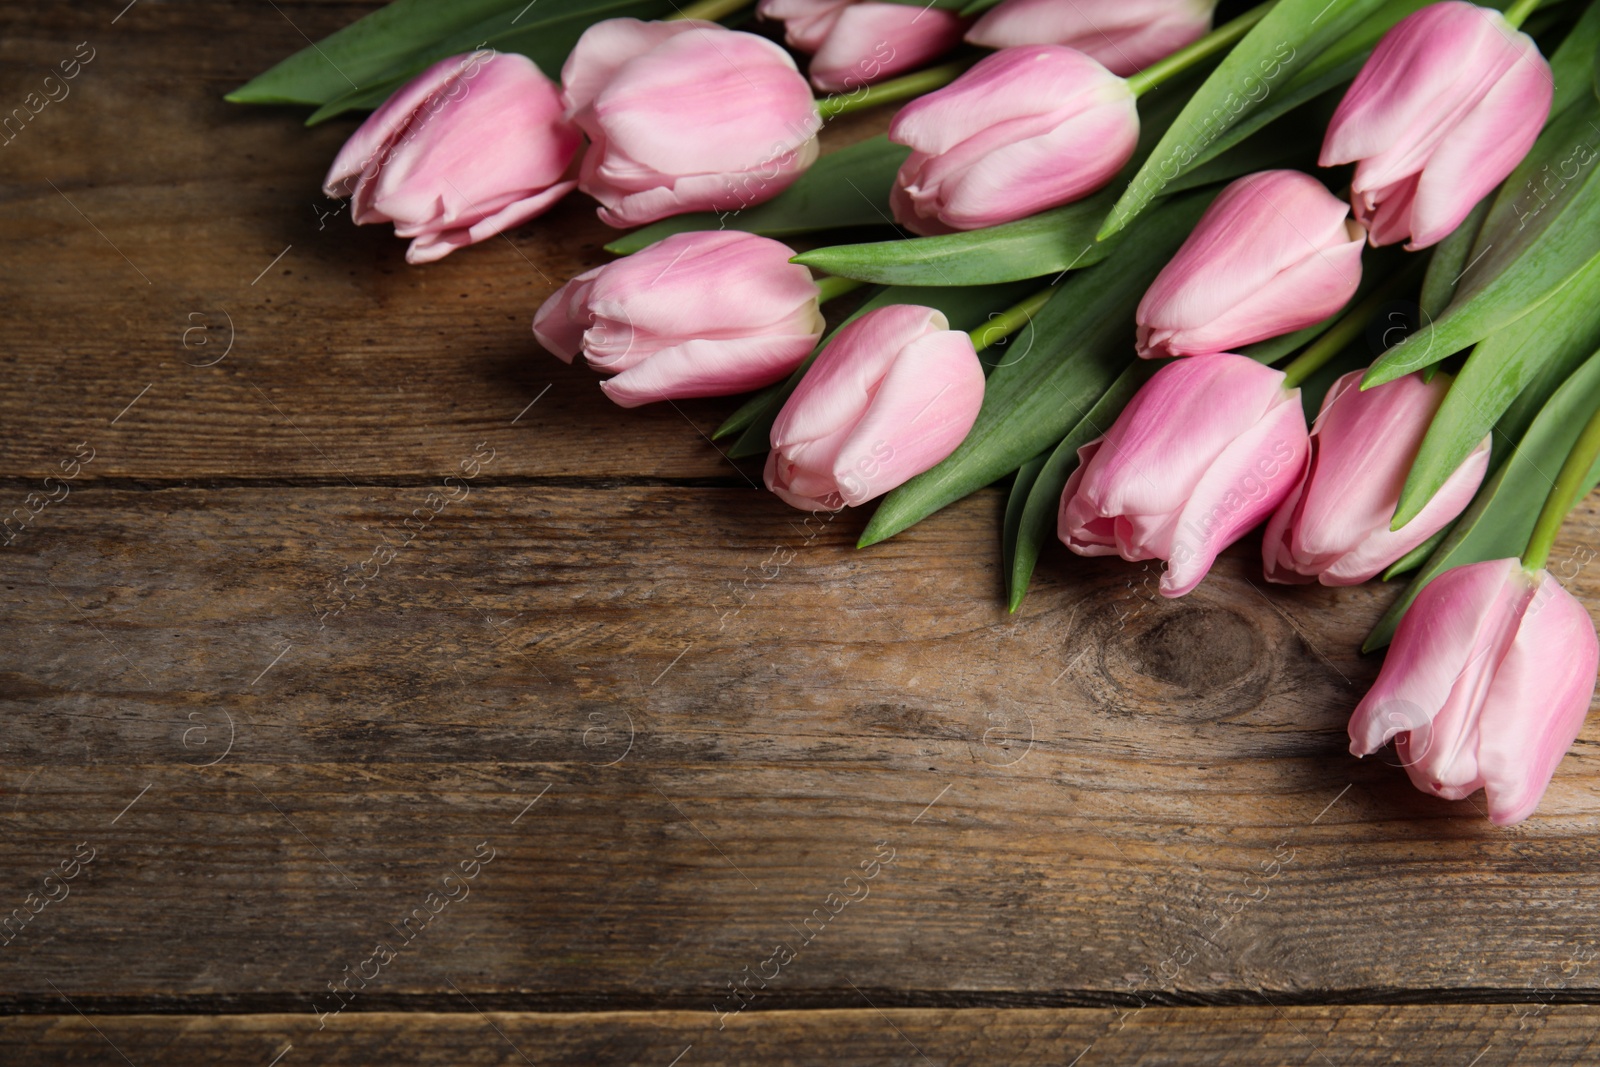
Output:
[
  {"left": 1365, "top": 344, "right": 1600, "bottom": 651},
  {"left": 1418, "top": 195, "right": 1492, "bottom": 321},
  {"left": 793, "top": 190, "right": 1119, "bottom": 286},
  {"left": 1549, "top": 0, "right": 1600, "bottom": 118},
  {"left": 724, "top": 281, "right": 1037, "bottom": 460},
  {"left": 860, "top": 192, "right": 1214, "bottom": 547},
  {"left": 302, "top": 0, "right": 675, "bottom": 123},
  {"left": 958, "top": 0, "right": 1003, "bottom": 14},
  {"left": 1380, "top": 526, "right": 1448, "bottom": 581},
  {"left": 1006, "top": 361, "right": 1156, "bottom": 611},
  {"left": 228, "top": 0, "right": 526, "bottom": 106},
  {"left": 1395, "top": 255, "right": 1600, "bottom": 527},
  {"left": 1002, "top": 453, "right": 1050, "bottom": 597},
  {"left": 1099, "top": 0, "right": 1399, "bottom": 241},
  {"left": 604, "top": 137, "right": 910, "bottom": 256}
]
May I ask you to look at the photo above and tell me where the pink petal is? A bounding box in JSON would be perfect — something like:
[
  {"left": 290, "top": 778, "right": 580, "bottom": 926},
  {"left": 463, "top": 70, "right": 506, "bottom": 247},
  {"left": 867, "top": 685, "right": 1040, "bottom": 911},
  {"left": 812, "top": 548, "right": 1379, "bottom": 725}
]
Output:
[
  {"left": 967, "top": 0, "right": 1213, "bottom": 76},
  {"left": 560, "top": 18, "right": 708, "bottom": 117},
  {"left": 808, "top": 4, "right": 965, "bottom": 93}
]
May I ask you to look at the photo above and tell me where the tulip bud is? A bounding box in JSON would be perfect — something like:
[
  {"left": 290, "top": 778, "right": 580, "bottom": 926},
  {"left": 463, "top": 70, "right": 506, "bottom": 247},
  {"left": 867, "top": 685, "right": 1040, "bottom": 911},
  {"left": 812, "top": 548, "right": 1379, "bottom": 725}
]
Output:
[
  {"left": 1135, "top": 170, "right": 1365, "bottom": 359},
  {"left": 759, "top": 0, "right": 967, "bottom": 93},
  {"left": 1059, "top": 353, "right": 1309, "bottom": 597},
  {"left": 1320, "top": 2, "right": 1553, "bottom": 250},
  {"left": 561, "top": 19, "right": 822, "bottom": 228},
  {"left": 967, "top": 0, "right": 1214, "bottom": 76},
  {"left": 1349, "top": 558, "right": 1599, "bottom": 825},
  {"left": 765, "top": 304, "right": 985, "bottom": 510},
  {"left": 888, "top": 45, "right": 1139, "bottom": 235},
  {"left": 1263, "top": 371, "right": 1490, "bottom": 586},
  {"left": 533, "top": 231, "right": 826, "bottom": 408},
  {"left": 323, "top": 51, "right": 582, "bottom": 264}
]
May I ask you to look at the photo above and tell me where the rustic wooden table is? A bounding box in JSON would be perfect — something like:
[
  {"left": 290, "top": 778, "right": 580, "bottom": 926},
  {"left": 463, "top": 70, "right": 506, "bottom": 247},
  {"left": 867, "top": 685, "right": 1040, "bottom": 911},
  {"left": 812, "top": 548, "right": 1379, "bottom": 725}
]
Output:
[{"left": 5, "top": 2, "right": 1600, "bottom": 1064}]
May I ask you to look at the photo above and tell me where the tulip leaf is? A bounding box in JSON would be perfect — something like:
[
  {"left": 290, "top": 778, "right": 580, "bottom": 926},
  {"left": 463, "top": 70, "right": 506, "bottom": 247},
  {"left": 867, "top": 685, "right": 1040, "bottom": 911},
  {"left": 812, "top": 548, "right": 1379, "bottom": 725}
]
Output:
[
  {"left": 1098, "top": 0, "right": 1406, "bottom": 241},
  {"left": 1394, "top": 255, "right": 1600, "bottom": 528},
  {"left": 1002, "top": 453, "right": 1050, "bottom": 595},
  {"left": 859, "top": 192, "right": 1213, "bottom": 547},
  {"left": 958, "top": 0, "right": 1003, "bottom": 14},
  {"left": 723, "top": 281, "right": 1037, "bottom": 460},
  {"left": 228, "top": 0, "right": 530, "bottom": 106},
  {"left": 792, "top": 190, "right": 1119, "bottom": 286},
  {"left": 603, "top": 137, "right": 911, "bottom": 256},
  {"left": 231, "top": 0, "right": 671, "bottom": 111},
  {"left": 1381, "top": 526, "right": 1448, "bottom": 581},
  {"left": 1417, "top": 195, "right": 1492, "bottom": 321},
  {"left": 1006, "top": 361, "right": 1157, "bottom": 611},
  {"left": 1364, "top": 344, "right": 1600, "bottom": 652},
  {"left": 299, "top": 0, "right": 677, "bottom": 123}
]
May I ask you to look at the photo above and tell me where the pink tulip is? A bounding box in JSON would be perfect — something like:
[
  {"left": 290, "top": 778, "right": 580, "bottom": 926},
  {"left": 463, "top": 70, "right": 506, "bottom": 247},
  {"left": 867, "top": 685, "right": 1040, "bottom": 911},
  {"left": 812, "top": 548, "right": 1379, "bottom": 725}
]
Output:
[
  {"left": 533, "top": 231, "right": 825, "bottom": 408},
  {"left": 1136, "top": 170, "right": 1365, "bottom": 359},
  {"left": 758, "top": 0, "right": 966, "bottom": 92},
  {"left": 967, "top": 0, "right": 1214, "bottom": 76},
  {"left": 1059, "top": 353, "right": 1309, "bottom": 596},
  {"left": 1320, "top": 2, "right": 1553, "bottom": 250},
  {"left": 561, "top": 19, "right": 822, "bottom": 228},
  {"left": 888, "top": 46, "right": 1139, "bottom": 235},
  {"left": 1263, "top": 371, "right": 1489, "bottom": 586},
  {"left": 323, "top": 51, "right": 581, "bottom": 264},
  {"left": 1349, "top": 558, "right": 1598, "bottom": 825},
  {"left": 765, "top": 305, "right": 984, "bottom": 509}
]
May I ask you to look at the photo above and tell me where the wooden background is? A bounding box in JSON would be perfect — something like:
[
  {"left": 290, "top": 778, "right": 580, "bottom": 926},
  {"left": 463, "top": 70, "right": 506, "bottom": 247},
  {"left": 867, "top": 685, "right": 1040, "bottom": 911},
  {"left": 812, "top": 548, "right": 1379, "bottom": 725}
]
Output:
[{"left": 4, "top": 2, "right": 1600, "bottom": 1063}]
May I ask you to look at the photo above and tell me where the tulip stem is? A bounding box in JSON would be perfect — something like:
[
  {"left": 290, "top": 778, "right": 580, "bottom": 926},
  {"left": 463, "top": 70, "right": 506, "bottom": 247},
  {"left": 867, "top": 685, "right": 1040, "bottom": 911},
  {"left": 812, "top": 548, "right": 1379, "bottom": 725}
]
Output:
[
  {"left": 969, "top": 287, "right": 1053, "bottom": 352},
  {"left": 1280, "top": 264, "right": 1423, "bottom": 390},
  {"left": 1502, "top": 0, "right": 1542, "bottom": 29},
  {"left": 667, "top": 0, "right": 752, "bottom": 21},
  {"left": 1125, "top": 1, "right": 1276, "bottom": 97},
  {"left": 1522, "top": 400, "right": 1600, "bottom": 571},
  {"left": 814, "top": 274, "right": 866, "bottom": 303},
  {"left": 816, "top": 59, "right": 976, "bottom": 119}
]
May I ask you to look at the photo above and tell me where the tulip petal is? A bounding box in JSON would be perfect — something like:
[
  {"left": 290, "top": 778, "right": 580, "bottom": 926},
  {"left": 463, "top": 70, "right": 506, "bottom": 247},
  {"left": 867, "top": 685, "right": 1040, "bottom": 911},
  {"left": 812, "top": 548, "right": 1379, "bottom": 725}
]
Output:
[
  {"left": 560, "top": 18, "right": 707, "bottom": 117},
  {"left": 1162, "top": 390, "right": 1307, "bottom": 595},
  {"left": 830, "top": 329, "right": 983, "bottom": 503},
  {"left": 1406, "top": 41, "right": 1552, "bottom": 249},
  {"left": 1348, "top": 557, "right": 1525, "bottom": 757},
  {"left": 600, "top": 332, "right": 822, "bottom": 407},
  {"left": 807, "top": 4, "right": 965, "bottom": 93},
  {"left": 759, "top": 0, "right": 852, "bottom": 52},
  {"left": 1473, "top": 573, "right": 1598, "bottom": 824}
]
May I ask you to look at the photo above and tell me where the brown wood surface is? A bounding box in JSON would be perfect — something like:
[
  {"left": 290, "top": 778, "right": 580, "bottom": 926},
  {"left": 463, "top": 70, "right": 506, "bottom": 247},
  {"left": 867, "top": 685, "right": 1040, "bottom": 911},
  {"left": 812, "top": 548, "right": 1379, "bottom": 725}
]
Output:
[
  {"left": 4, "top": 1, "right": 1600, "bottom": 1064},
  {"left": 6, "top": 1006, "right": 1600, "bottom": 1065}
]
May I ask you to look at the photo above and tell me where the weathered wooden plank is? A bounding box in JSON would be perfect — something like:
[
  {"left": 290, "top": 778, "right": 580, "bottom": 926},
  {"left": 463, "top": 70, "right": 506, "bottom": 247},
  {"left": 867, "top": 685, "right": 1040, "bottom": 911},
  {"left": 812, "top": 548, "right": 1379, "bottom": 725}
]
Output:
[
  {"left": 4, "top": 1005, "right": 1600, "bottom": 1065},
  {"left": 0, "top": 2, "right": 888, "bottom": 483},
  {"left": 2, "top": 485, "right": 1599, "bottom": 1005}
]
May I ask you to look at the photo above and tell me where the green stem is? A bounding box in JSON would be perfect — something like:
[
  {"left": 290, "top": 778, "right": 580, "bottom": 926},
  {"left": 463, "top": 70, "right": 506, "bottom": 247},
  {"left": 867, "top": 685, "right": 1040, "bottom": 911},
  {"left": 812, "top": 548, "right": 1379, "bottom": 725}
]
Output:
[
  {"left": 1125, "top": 0, "right": 1277, "bottom": 97},
  {"left": 1280, "top": 264, "right": 1421, "bottom": 389},
  {"left": 1502, "top": 0, "right": 1541, "bottom": 29},
  {"left": 1522, "top": 399, "right": 1600, "bottom": 570},
  {"left": 816, "top": 59, "right": 975, "bottom": 119},
  {"left": 969, "top": 288, "right": 1053, "bottom": 352},
  {"left": 814, "top": 274, "right": 865, "bottom": 303},
  {"left": 668, "top": 0, "right": 751, "bottom": 21}
]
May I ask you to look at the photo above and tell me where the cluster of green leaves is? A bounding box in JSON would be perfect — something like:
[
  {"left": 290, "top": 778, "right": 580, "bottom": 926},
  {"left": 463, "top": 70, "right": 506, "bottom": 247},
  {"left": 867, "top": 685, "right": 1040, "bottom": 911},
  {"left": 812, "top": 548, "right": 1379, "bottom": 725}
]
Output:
[
  {"left": 227, "top": 0, "right": 675, "bottom": 124},
  {"left": 1362, "top": 0, "right": 1600, "bottom": 647}
]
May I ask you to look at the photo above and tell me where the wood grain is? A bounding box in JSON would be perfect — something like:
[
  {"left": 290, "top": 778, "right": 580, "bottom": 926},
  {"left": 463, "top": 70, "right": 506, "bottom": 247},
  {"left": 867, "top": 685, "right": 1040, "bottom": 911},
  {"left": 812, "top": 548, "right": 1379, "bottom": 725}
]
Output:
[
  {"left": 5, "top": 1005, "right": 1600, "bottom": 1065},
  {"left": 2, "top": 486, "right": 1600, "bottom": 1010},
  {"left": 0, "top": 1, "right": 889, "bottom": 485}
]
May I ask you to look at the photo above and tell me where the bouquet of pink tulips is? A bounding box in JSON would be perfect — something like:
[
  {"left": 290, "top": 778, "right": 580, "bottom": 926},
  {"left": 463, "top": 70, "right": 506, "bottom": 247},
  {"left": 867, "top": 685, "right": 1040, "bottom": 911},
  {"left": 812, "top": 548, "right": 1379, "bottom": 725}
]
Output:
[{"left": 235, "top": 0, "right": 1600, "bottom": 825}]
